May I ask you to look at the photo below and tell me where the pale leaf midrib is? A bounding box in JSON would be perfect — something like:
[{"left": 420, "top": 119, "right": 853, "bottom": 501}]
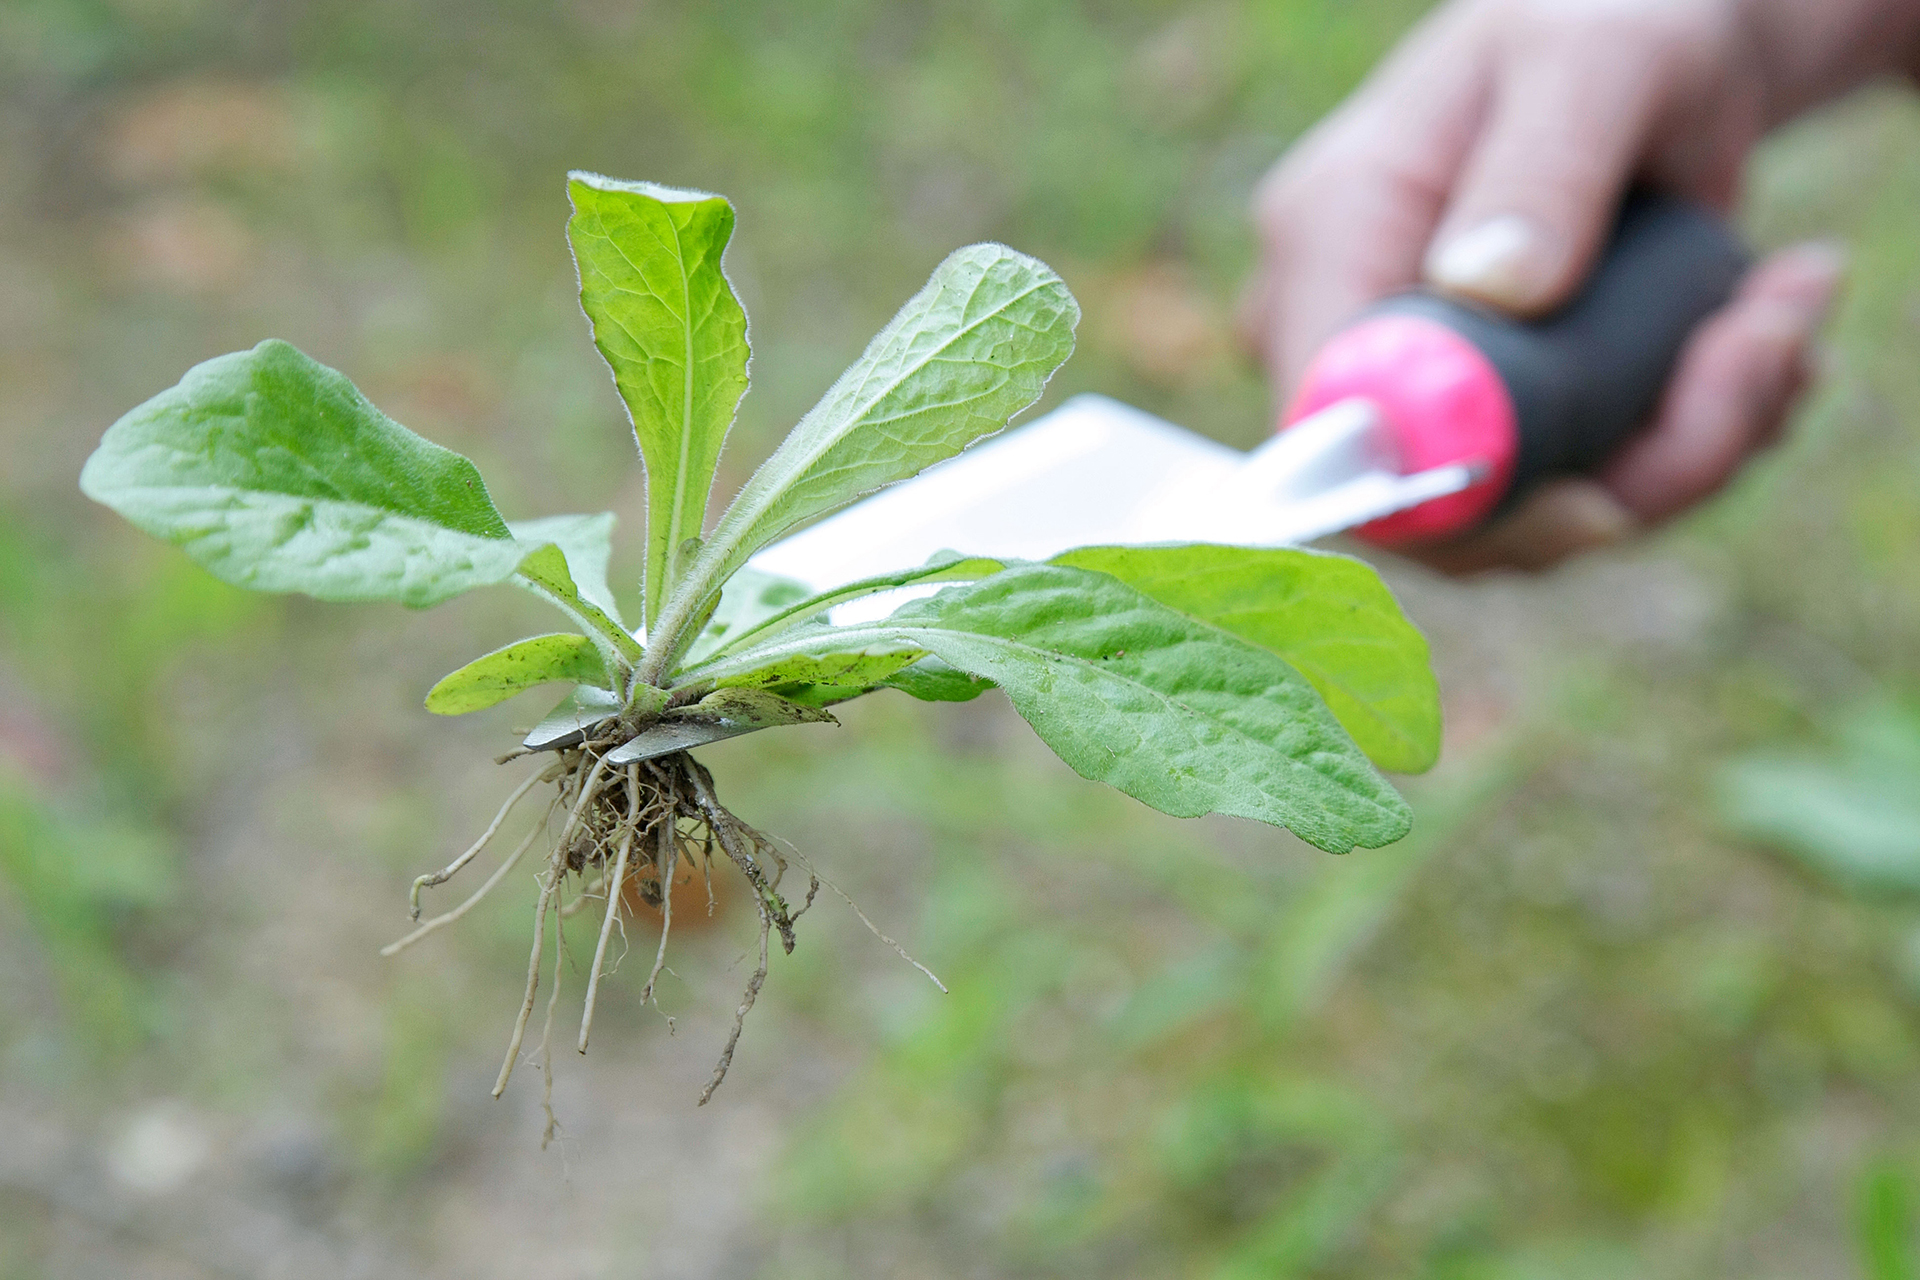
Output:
[
  {"left": 116, "top": 458, "right": 513, "bottom": 542},
  {"left": 670, "top": 210, "right": 698, "bottom": 616}
]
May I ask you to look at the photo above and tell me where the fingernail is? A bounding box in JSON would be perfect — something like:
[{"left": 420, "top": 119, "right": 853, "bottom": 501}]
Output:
[
  {"left": 1746, "top": 241, "right": 1848, "bottom": 343},
  {"left": 1776, "top": 239, "right": 1847, "bottom": 322},
  {"left": 1783, "top": 237, "right": 1848, "bottom": 277},
  {"left": 1424, "top": 215, "right": 1552, "bottom": 310}
]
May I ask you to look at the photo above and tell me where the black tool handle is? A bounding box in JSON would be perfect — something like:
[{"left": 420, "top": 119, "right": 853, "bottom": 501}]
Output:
[{"left": 1371, "top": 191, "right": 1750, "bottom": 508}]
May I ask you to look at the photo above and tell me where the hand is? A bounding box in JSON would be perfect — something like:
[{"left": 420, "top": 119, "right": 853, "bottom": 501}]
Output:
[{"left": 1239, "top": 0, "right": 1894, "bottom": 572}]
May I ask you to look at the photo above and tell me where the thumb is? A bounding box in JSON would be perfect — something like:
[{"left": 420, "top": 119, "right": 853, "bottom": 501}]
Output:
[{"left": 1421, "top": 15, "right": 1684, "bottom": 315}]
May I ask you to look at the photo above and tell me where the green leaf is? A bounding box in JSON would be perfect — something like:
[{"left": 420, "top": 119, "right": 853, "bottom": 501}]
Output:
[
  {"left": 643, "top": 244, "right": 1078, "bottom": 681},
  {"left": 880, "top": 656, "right": 994, "bottom": 703},
  {"left": 1718, "top": 701, "right": 1920, "bottom": 895},
  {"left": 425, "top": 634, "right": 610, "bottom": 715},
  {"left": 1053, "top": 545, "right": 1441, "bottom": 773},
  {"left": 698, "top": 564, "right": 1408, "bottom": 852},
  {"left": 514, "top": 544, "right": 644, "bottom": 667},
  {"left": 674, "top": 552, "right": 1005, "bottom": 704},
  {"left": 510, "top": 513, "right": 622, "bottom": 626},
  {"left": 714, "top": 649, "right": 990, "bottom": 710},
  {"left": 79, "top": 340, "right": 523, "bottom": 608},
  {"left": 567, "top": 173, "right": 749, "bottom": 629},
  {"left": 713, "top": 647, "right": 924, "bottom": 692}
]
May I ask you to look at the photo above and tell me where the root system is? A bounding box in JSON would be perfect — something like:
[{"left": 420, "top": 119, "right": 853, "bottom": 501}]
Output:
[{"left": 389, "top": 743, "right": 831, "bottom": 1112}]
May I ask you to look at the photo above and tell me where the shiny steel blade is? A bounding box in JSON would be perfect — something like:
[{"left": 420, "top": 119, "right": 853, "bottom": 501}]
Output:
[
  {"left": 749, "top": 395, "right": 1242, "bottom": 590},
  {"left": 604, "top": 718, "right": 753, "bottom": 764},
  {"left": 522, "top": 685, "right": 621, "bottom": 751},
  {"left": 749, "top": 393, "right": 1483, "bottom": 596},
  {"left": 1243, "top": 461, "right": 1479, "bottom": 546}
]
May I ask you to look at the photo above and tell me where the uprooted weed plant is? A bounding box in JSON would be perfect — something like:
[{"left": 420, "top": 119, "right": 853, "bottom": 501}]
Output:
[{"left": 80, "top": 172, "right": 1441, "bottom": 1125}]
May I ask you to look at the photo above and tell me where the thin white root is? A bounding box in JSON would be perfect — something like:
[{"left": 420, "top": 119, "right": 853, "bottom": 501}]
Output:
[
  {"left": 551, "top": 752, "right": 613, "bottom": 859},
  {"left": 494, "top": 864, "right": 558, "bottom": 1098},
  {"left": 381, "top": 821, "right": 543, "bottom": 957},
  {"left": 641, "top": 820, "right": 677, "bottom": 1005},
  {"left": 538, "top": 894, "right": 565, "bottom": 1148},
  {"left": 699, "top": 903, "right": 770, "bottom": 1107},
  {"left": 787, "top": 845, "right": 947, "bottom": 994},
  {"left": 577, "top": 826, "right": 634, "bottom": 1053},
  {"left": 560, "top": 871, "right": 606, "bottom": 918},
  {"left": 410, "top": 767, "right": 548, "bottom": 920}
]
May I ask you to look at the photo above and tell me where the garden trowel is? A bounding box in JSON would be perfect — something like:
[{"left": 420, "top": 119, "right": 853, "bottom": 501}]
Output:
[{"left": 752, "top": 192, "right": 1748, "bottom": 602}]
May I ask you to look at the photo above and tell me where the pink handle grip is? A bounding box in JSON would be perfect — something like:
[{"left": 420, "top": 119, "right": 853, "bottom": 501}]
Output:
[{"left": 1282, "top": 314, "right": 1519, "bottom": 544}]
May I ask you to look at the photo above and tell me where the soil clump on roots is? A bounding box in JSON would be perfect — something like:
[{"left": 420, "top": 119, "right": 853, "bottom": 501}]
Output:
[{"left": 383, "top": 743, "right": 837, "bottom": 1137}]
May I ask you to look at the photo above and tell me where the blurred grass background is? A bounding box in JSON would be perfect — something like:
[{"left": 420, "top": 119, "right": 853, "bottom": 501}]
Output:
[{"left": 4, "top": 1, "right": 1920, "bottom": 1276}]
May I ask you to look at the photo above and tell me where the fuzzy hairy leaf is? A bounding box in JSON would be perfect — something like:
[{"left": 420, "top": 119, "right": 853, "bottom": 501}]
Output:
[
  {"left": 647, "top": 244, "right": 1077, "bottom": 677},
  {"left": 1053, "top": 545, "right": 1440, "bottom": 773},
  {"left": 879, "top": 656, "right": 993, "bottom": 703},
  {"left": 695, "top": 564, "right": 1408, "bottom": 851},
  {"left": 510, "top": 513, "right": 622, "bottom": 626},
  {"left": 514, "top": 544, "right": 643, "bottom": 666},
  {"left": 568, "top": 173, "right": 749, "bottom": 628},
  {"left": 720, "top": 651, "right": 991, "bottom": 709},
  {"left": 713, "top": 648, "right": 924, "bottom": 692},
  {"left": 79, "top": 341, "right": 524, "bottom": 608},
  {"left": 425, "top": 634, "right": 609, "bottom": 715}
]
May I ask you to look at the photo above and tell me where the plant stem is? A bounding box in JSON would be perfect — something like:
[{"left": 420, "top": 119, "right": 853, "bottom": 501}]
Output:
[
  {"left": 515, "top": 569, "right": 644, "bottom": 671},
  {"left": 634, "top": 581, "right": 713, "bottom": 688}
]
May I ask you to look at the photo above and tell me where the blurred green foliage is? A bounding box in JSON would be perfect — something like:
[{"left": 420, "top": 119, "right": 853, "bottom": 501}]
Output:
[
  {"left": 0, "top": 771, "right": 170, "bottom": 1057},
  {"left": 1860, "top": 1158, "right": 1920, "bottom": 1280},
  {"left": 1720, "top": 701, "right": 1920, "bottom": 895},
  {"left": 0, "top": 510, "right": 267, "bottom": 1065},
  {"left": 5, "top": 0, "right": 1920, "bottom": 1276}
]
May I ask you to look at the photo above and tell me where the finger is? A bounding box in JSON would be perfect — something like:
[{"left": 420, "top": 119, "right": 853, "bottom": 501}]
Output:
[
  {"left": 1602, "top": 241, "right": 1844, "bottom": 522},
  {"left": 1422, "top": 8, "right": 1705, "bottom": 315},
  {"left": 1403, "top": 478, "right": 1638, "bottom": 576},
  {"left": 1244, "top": 166, "right": 1450, "bottom": 389},
  {"left": 1243, "top": 6, "right": 1492, "bottom": 389}
]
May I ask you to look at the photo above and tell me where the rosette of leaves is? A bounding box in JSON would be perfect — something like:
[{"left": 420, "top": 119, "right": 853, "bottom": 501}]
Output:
[{"left": 79, "top": 172, "right": 1440, "bottom": 1110}]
